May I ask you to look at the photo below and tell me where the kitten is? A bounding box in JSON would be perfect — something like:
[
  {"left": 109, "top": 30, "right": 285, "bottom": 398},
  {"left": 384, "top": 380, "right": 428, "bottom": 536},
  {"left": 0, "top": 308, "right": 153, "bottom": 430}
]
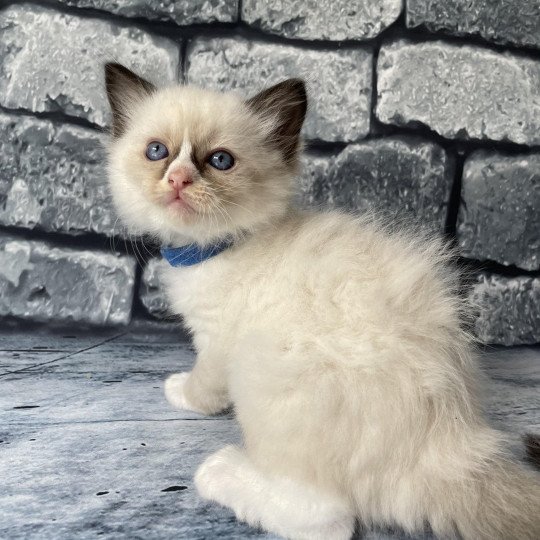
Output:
[{"left": 104, "top": 63, "right": 540, "bottom": 540}]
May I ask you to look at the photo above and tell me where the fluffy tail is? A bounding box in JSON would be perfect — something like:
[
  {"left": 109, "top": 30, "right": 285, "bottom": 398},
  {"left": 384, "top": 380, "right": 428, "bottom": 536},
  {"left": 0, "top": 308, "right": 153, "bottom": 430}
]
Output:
[
  {"left": 447, "top": 457, "right": 540, "bottom": 540},
  {"left": 524, "top": 433, "right": 540, "bottom": 468}
]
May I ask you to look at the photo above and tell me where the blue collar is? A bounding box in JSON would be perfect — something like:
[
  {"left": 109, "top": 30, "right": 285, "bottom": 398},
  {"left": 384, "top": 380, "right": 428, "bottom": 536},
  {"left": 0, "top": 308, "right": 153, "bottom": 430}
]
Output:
[{"left": 160, "top": 238, "right": 233, "bottom": 267}]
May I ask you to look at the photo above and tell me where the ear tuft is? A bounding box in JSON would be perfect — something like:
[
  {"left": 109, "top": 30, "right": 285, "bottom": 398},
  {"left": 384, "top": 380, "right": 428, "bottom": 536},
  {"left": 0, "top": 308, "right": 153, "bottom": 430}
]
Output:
[
  {"left": 104, "top": 63, "right": 156, "bottom": 137},
  {"left": 246, "top": 79, "right": 307, "bottom": 164}
]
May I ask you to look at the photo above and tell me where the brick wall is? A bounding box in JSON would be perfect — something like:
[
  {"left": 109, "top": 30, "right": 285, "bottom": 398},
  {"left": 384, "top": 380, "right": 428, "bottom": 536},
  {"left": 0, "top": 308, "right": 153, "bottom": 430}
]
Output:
[{"left": 0, "top": 0, "right": 538, "bottom": 345}]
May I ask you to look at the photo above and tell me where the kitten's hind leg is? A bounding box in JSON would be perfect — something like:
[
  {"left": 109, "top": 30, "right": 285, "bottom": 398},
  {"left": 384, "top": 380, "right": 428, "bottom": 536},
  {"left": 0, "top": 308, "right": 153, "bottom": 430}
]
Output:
[{"left": 195, "top": 445, "right": 355, "bottom": 540}]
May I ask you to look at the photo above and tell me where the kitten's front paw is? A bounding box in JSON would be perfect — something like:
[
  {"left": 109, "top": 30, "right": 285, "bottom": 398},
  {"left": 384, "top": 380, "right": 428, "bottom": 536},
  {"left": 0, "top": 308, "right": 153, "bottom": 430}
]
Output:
[{"left": 164, "top": 372, "right": 203, "bottom": 413}]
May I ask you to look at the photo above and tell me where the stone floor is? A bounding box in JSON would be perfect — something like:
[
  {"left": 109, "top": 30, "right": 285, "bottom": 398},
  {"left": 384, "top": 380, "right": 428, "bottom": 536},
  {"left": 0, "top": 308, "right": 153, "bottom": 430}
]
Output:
[{"left": 1, "top": 322, "right": 539, "bottom": 539}]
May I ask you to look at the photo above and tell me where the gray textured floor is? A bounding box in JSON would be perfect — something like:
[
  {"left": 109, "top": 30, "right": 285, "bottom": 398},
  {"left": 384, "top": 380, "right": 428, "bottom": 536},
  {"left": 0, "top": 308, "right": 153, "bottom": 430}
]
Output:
[{"left": 1, "top": 324, "right": 539, "bottom": 539}]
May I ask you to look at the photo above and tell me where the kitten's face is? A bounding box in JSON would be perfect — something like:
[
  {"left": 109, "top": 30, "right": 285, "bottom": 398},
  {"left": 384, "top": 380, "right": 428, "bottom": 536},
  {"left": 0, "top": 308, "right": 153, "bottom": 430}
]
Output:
[{"left": 104, "top": 64, "right": 306, "bottom": 245}]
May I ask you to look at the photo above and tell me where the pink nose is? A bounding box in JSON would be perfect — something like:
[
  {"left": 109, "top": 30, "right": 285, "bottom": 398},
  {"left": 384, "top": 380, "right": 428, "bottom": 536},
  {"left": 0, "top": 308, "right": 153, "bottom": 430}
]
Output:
[{"left": 168, "top": 167, "right": 193, "bottom": 191}]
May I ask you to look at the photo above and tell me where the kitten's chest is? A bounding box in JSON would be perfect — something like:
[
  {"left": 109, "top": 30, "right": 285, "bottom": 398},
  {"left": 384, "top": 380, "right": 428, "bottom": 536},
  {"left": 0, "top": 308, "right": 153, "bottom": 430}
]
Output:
[
  {"left": 158, "top": 247, "right": 297, "bottom": 339},
  {"left": 159, "top": 259, "right": 242, "bottom": 328}
]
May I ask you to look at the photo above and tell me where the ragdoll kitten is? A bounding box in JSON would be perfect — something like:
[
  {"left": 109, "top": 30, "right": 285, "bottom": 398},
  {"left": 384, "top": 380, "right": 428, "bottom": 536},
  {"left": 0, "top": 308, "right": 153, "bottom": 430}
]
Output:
[{"left": 104, "top": 63, "right": 540, "bottom": 540}]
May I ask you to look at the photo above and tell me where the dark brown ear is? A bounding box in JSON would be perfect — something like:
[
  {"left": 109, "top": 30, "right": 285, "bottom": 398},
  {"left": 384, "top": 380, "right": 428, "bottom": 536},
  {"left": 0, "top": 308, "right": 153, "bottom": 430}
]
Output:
[
  {"left": 104, "top": 63, "right": 156, "bottom": 137},
  {"left": 246, "top": 79, "right": 307, "bottom": 164}
]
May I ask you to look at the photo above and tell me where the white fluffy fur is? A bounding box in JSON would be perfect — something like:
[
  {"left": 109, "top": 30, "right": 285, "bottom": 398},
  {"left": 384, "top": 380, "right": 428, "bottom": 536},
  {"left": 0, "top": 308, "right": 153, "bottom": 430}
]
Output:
[
  {"left": 106, "top": 76, "right": 540, "bottom": 539},
  {"left": 159, "top": 211, "right": 540, "bottom": 539}
]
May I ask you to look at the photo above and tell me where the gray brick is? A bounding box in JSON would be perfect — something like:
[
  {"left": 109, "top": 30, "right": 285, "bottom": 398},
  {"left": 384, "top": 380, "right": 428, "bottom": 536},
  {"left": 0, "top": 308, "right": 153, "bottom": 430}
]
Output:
[
  {"left": 242, "top": 0, "right": 402, "bottom": 41},
  {"left": 57, "top": 0, "right": 238, "bottom": 24},
  {"left": 376, "top": 40, "right": 540, "bottom": 145},
  {"left": 301, "top": 137, "right": 454, "bottom": 231},
  {"left": 407, "top": 0, "right": 540, "bottom": 50},
  {"left": 140, "top": 258, "right": 170, "bottom": 319},
  {"left": 470, "top": 273, "right": 540, "bottom": 346},
  {"left": 0, "top": 235, "right": 136, "bottom": 325},
  {"left": 186, "top": 37, "right": 372, "bottom": 142},
  {"left": 0, "top": 112, "right": 120, "bottom": 237},
  {"left": 457, "top": 152, "right": 540, "bottom": 271},
  {"left": 0, "top": 4, "right": 180, "bottom": 127}
]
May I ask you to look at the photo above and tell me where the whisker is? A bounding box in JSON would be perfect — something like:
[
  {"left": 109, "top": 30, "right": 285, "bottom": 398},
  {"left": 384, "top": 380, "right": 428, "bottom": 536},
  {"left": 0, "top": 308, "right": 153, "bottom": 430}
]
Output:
[
  {"left": 219, "top": 196, "right": 258, "bottom": 220},
  {"left": 140, "top": 235, "right": 156, "bottom": 257}
]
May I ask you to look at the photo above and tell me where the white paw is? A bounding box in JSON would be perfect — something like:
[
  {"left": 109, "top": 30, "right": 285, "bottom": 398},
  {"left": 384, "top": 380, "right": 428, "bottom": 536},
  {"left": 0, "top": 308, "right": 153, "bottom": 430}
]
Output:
[
  {"left": 195, "top": 446, "right": 263, "bottom": 525},
  {"left": 194, "top": 446, "right": 243, "bottom": 502},
  {"left": 195, "top": 447, "right": 355, "bottom": 540},
  {"left": 164, "top": 372, "right": 202, "bottom": 413}
]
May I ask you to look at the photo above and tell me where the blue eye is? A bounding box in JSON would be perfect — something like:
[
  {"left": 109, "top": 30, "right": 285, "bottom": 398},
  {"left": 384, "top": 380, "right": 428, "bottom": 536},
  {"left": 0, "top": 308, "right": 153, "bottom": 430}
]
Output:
[
  {"left": 208, "top": 151, "right": 234, "bottom": 171},
  {"left": 146, "top": 141, "right": 169, "bottom": 161}
]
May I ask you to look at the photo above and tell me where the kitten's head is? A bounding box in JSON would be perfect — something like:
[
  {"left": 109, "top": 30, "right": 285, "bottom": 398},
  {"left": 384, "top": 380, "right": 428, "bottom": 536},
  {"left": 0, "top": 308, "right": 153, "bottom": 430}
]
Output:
[{"left": 104, "top": 63, "right": 307, "bottom": 245}]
